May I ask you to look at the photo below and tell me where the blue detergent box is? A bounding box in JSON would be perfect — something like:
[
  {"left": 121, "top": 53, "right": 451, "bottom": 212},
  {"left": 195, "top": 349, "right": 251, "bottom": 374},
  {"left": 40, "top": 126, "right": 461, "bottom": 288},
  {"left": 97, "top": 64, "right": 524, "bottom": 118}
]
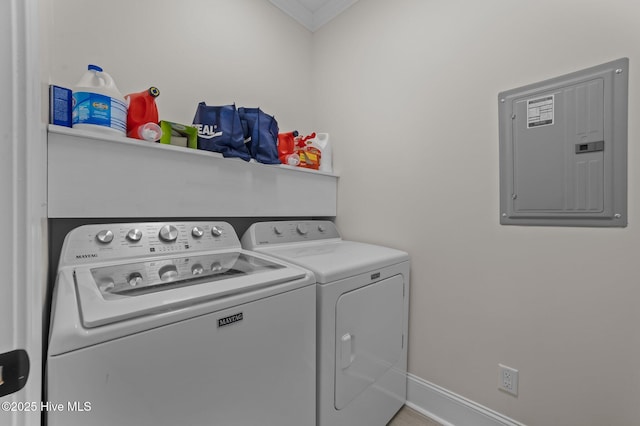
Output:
[{"left": 49, "top": 85, "right": 72, "bottom": 127}]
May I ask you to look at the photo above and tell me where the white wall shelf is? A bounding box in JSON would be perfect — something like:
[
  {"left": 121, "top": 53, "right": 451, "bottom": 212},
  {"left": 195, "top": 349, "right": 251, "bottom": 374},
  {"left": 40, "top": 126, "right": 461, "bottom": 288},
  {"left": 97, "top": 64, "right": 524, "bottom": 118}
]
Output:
[{"left": 47, "top": 125, "right": 338, "bottom": 218}]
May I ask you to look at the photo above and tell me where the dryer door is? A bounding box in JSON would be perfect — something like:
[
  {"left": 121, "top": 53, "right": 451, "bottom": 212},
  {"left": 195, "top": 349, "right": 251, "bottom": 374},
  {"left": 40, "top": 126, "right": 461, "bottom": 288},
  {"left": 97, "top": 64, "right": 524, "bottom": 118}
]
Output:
[{"left": 334, "top": 274, "right": 404, "bottom": 410}]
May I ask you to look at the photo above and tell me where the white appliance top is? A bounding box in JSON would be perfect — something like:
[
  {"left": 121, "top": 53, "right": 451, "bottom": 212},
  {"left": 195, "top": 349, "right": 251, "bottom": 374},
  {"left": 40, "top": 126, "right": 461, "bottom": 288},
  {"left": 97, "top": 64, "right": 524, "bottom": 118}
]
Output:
[
  {"left": 57, "top": 221, "right": 309, "bottom": 329},
  {"left": 241, "top": 220, "right": 409, "bottom": 283}
]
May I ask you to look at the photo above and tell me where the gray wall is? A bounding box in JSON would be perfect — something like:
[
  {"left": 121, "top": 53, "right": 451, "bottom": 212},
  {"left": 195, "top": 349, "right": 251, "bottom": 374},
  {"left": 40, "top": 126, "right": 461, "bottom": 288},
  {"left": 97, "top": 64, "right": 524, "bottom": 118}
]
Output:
[
  {"left": 313, "top": 1, "right": 640, "bottom": 425},
  {"left": 46, "top": 0, "right": 315, "bottom": 132}
]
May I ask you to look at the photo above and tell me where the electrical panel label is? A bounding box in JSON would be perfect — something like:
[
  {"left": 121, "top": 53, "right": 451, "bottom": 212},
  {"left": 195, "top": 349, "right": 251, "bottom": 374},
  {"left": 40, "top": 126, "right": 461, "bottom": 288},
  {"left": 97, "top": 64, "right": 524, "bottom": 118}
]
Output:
[{"left": 527, "top": 95, "right": 554, "bottom": 128}]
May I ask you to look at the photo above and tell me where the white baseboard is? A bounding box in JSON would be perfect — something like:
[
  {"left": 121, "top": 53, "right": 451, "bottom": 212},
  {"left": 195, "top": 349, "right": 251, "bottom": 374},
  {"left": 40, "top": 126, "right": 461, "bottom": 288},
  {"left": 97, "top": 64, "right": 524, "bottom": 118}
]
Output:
[{"left": 406, "top": 374, "right": 527, "bottom": 426}]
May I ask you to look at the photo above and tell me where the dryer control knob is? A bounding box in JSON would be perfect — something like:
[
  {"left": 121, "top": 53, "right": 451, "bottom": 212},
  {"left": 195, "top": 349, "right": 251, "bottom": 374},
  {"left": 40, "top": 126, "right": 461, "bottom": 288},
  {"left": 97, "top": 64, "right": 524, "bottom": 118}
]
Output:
[
  {"left": 159, "top": 225, "right": 179, "bottom": 242},
  {"left": 128, "top": 272, "right": 143, "bottom": 287},
  {"left": 318, "top": 224, "right": 326, "bottom": 233},
  {"left": 273, "top": 225, "right": 283, "bottom": 235},
  {"left": 296, "top": 223, "right": 308, "bottom": 235},
  {"left": 191, "top": 226, "right": 204, "bottom": 238},
  {"left": 96, "top": 230, "right": 114, "bottom": 244},
  {"left": 126, "top": 229, "right": 143, "bottom": 242},
  {"left": 210, "top": 262, "right": 223, "bottom": 272},
  {"left": 211, "top": 226, "right": 223, "bottom": 237}
]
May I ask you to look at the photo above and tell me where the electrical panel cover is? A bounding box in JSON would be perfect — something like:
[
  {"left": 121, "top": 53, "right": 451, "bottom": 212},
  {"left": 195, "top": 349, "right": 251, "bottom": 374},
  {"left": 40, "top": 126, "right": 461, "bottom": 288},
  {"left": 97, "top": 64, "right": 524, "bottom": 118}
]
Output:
[{"left": 498, "top": 58, "right": 628, "bottom": 227}]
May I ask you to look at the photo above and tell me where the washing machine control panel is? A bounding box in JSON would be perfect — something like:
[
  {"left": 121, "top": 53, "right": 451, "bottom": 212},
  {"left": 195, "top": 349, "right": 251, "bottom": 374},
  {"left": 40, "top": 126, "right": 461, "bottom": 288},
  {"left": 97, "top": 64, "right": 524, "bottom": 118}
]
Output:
[
  {"left": 89, "top": 250, "right": 281, "bottom": 299},
  {"left": 247, "top": 220, "right": 341, "bottom": 246},
  {"left": 62, "top": 221, "right": 240, "bottom": 265}
]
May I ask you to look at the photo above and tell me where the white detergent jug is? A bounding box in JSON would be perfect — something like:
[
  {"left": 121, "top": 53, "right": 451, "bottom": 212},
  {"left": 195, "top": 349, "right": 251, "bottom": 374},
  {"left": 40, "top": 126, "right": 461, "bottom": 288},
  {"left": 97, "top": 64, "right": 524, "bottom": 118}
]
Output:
[
  {"left": 72, "top": 65, "right": 127, "bottom": 135},
  {"left": 315, "top": 133, "right": 332, "bottom": 173}
]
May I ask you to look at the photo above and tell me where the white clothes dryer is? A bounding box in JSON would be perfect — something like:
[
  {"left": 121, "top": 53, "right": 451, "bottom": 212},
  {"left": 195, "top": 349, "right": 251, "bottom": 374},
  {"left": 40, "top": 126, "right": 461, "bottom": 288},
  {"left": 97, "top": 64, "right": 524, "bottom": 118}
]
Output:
[
  {"left": 47, "top": 221, "right": 316, "bottom": 426},
  {"left": 242, "top": 220, "right": 410, "bottom": 426}
]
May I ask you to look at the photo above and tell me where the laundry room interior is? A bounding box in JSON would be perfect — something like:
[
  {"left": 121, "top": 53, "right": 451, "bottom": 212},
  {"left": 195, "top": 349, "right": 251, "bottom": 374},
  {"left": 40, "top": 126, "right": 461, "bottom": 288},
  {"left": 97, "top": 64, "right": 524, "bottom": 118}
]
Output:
[{"left": 2, "top": 0, "right": 640, "bottom": 426}]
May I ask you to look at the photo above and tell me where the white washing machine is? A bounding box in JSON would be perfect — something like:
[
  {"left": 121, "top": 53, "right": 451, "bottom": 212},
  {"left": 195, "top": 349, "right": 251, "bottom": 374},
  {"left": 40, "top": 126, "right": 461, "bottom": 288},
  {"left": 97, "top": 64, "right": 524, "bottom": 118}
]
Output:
[
  {"left": 241, "top": 220, "right": 410, "bottom": 426},
  {"left": 47, "top": 221, "right": 316, "bottom": 426}
]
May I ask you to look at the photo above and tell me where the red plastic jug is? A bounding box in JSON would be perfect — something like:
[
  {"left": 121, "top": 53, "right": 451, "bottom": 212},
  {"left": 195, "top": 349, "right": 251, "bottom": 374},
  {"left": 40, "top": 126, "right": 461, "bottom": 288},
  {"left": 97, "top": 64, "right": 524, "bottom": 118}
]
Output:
[
  {"left": 125, "top": 87, "right": 160, "bottom": 139},
  {"left": 278, "top": 131, "right": 299, "bottom": 165}
]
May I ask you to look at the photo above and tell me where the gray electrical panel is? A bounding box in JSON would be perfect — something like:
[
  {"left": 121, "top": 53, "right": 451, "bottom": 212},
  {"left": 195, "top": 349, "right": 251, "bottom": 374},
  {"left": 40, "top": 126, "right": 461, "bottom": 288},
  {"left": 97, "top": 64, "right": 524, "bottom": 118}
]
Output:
[{"left": 498, "top": 58, "right": 628, "bottom": 227}]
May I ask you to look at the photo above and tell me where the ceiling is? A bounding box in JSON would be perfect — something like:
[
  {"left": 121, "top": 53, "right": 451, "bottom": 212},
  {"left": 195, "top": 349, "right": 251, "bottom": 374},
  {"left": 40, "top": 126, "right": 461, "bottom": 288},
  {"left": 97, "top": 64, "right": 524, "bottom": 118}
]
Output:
[{"left": 269, "top": 0, "right": 359, "bottom": 32}]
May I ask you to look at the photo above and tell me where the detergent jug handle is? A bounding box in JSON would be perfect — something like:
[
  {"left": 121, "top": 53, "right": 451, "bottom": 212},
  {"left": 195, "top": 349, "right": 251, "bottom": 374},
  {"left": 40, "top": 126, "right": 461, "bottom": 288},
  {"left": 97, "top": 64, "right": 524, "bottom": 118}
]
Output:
[{"left": 99, "top": 71, "right": 115, "bottom": 89}]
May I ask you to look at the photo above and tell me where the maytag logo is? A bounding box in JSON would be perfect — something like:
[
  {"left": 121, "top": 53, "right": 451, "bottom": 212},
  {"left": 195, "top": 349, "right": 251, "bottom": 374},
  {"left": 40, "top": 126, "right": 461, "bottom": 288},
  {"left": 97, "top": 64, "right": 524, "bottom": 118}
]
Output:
[
  {"left": 371, "top": 272, "right": 381, "bottom": 280},
  {"left": 194, "top": 124, "right": 223, "bottom": 140},
  {"left": 218, "top": 313, "right": 243, "bottom": 328},
  {"left": 76, "top": 253, "right": 98, "bottom": 259}
]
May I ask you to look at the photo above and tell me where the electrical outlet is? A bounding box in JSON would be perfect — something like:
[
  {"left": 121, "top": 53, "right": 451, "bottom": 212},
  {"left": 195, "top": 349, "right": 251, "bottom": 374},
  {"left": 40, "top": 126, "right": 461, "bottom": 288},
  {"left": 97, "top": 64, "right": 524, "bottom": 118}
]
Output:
[{"left": 499, "top": 364, "right": 518, "bottom": 396}]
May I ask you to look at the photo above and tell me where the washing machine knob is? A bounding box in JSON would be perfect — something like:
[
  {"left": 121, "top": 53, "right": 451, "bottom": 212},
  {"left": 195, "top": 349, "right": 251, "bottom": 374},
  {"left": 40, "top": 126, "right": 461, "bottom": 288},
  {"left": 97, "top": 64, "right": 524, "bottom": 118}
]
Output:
[
  {"left": 210, "top": 262, "right": 223, "bottom": 272},
  {"left": 273, "top": 225, "right": 283, "bottom": 235},
  {"left": 96, "top": 230, "right": 114, "bottom": 244},
  {"left": 191, "top": 264, "right": 204, "bottom": 275},
  {"left": 99, "top": 277, "right": 115, "bottom": 292},
  {"left": 128, "top": 272, "right": 143, "bottom": 287},
  {"left": 159, "top": 265, "right": 178, "bottom": 281},
  {"left": 296, "top": 223, "right": 308, "bottom": 235},
  {"left": 211, "top": 226, "right": 223, "bottom": 237},
  {"left": 191, "top": 226, "right": 204, "bottom": 238},
  {"left": 318, "top": 224, "right": 326, "bottom": 233},
  {"left": 126, "top": 228, "right": 143, "bottom": 242},
  {"left": 159, "top": 225, "right": 179, "bottom": 242}
]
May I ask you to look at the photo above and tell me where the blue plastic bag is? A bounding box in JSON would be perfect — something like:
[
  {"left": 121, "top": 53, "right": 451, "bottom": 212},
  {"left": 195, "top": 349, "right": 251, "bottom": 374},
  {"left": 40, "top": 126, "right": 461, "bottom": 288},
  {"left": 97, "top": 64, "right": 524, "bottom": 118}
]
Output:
[
  {"left": 238, "top": 107, "right": 280, "bottom": 164},
  {"left": 192, "top": 102, "right": 250, "bottom": 161}
]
